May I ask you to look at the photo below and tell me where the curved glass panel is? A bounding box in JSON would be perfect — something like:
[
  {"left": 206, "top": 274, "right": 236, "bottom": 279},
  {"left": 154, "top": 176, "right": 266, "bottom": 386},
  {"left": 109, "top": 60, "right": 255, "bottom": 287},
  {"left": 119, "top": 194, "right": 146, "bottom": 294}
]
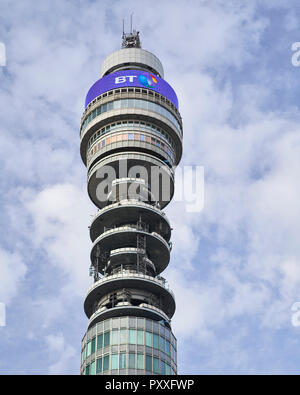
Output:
[
  {"left": 81, "top": 316, "right": 177, "bottom": 375},
  {"left": 81, "top": 99, "right": 182, "bottom": 137}
]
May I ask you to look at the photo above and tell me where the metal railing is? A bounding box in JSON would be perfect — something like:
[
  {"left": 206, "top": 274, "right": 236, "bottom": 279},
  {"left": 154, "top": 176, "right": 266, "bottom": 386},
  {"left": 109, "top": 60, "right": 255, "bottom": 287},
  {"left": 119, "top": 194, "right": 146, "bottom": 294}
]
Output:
[
  {"left": 85, "top": 270, "right": 175, "bottom": 299},
  {"left": 89, "top": 300, "right": 170, "bottom": 325}
]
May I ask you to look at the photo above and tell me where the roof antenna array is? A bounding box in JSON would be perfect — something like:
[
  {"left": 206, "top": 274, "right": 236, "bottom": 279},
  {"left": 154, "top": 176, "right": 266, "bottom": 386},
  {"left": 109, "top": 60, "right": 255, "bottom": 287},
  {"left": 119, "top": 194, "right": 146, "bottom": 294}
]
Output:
[{"left": 122, "top": 13, "right": 141, "bottom": 49}]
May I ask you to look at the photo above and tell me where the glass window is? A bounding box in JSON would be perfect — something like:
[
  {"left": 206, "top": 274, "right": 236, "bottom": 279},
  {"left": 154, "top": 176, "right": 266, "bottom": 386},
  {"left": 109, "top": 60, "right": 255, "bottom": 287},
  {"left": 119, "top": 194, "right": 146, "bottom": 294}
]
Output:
[
  {"left": 137, "top": 318, "right": 145, "bottom": 328},
  {"left": 86, "top": 364, "right": 90, "bottom": 375},
  {"left": 97, "top": 334, "right": 103, "bottom": 350},
  {"left": 137, "top": 353, "right": 144, "bottom": 370},
  {"left": 148, "top": 101, "right": 155, "bottom": 112},
  {"left": 104, "top": 321, "right": 110, "bottom": 332},
  {"left": 114, "top": 100, "right": 121, "bottom": 109},
  {"left": 103, "top": 355, "right": 109, "bottom": 371},
  {"left": 129, "top": 329, "right": 137, "bottom": 344},
  {"left": 96, "top": 357, "right": 102, "bottom": 374},
  {"left": 136, "top": 99, "right": 143, "bottom": 108},
  {"left": 121, "top": 99, "right": 128, "bottom": 108},
  {"left": 145, "top": 331, "right": 152, "bottom": 347},
  {"left": 165, "top": 328, "right": 170, "bottom": 340},
  {"left": 166, "top": 363, "right": 171, "bottom": 375},
  {"left": 128, "top": 133, "right": 134, "bottom": 140},
  {"left": 86, "top": 341, "right": 91, "bottom": 357},
  {"left": 153, "top": 334, "right": 159, "bottom": 349},
  {"left": 104, "top": 331, "right": 110, "bottom": 347},
  {"left": 111, "top": 329, "right": 118, "bottom": 345},
  {"left": 153, "top": 357, "right": 159, "bottom": 374},
  {"left": 111, "top": 354, "right": 118, "bottom": 370},
  {"left": 90, "top": 361, "right": 95, "bottom": 375},
  {"left": 160, "top": 336, "right": 165, "bottom": 353},
  {"left": 129, "top": 353, "right": 136, "bottom": 369},
  {"left": 120, "top": 329, "right": 127, "bottom": 344},
  {"left": 91, "top": 338, "right": 96, "bottom": 353},
  {"left": 160, "top": 360, "right": 165, "bottom": 375},
  {"left": 129, "top": 317, "right": 136, "bottom": 327},
  {"left": 166, "top": 340, "right": 171, "bottom": 356},
  {"left": 137, "top": 330, "right": 144, "bottom": 345},
  {"left": 140, "top": 134, "right": 145, "bottom": 141},
  {"left": 82, "top": 99, "right": 182, "bottom": 138},
  {"left": 146, "top": 355, "right": 152, "bottom": 372},
  {"left": 119, "top": 353, "right": 126, "bottom": 369}
]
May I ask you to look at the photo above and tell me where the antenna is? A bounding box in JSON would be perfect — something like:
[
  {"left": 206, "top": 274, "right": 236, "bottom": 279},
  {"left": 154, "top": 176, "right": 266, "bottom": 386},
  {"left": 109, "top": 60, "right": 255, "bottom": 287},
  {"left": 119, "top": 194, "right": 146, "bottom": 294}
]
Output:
[{"left": 130, "top": 13, "right": 133, "bottom": 34}]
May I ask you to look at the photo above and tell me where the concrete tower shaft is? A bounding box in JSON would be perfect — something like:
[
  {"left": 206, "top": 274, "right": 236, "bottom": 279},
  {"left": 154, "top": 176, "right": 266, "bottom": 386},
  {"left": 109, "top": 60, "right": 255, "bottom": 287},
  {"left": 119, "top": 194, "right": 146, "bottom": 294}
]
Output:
[{"left": 80, "top": 32, "right": 182, "bottom": 376}]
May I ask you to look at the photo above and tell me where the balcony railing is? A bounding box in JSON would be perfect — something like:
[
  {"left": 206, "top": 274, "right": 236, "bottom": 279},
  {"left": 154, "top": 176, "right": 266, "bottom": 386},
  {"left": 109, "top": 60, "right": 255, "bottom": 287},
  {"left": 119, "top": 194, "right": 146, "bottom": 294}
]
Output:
[
  {"left": 89, "top": 300, "right": 170, "bottom": 325},
  {"left": 94, "top": 225, "right": 170, "bottom": 250},
  {"left": 85, "top": 270, "right": 175, "bottom": 299},
  {"left": 91, "top": 199, "right": 170, "bottom": 225}
]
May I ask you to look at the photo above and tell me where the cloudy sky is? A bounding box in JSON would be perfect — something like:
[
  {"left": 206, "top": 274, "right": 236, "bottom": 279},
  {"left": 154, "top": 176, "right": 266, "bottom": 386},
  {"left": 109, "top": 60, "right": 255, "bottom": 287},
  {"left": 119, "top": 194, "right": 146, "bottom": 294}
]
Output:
[{"left": 1, "top": 0, "right": 300, "bottom": 375}]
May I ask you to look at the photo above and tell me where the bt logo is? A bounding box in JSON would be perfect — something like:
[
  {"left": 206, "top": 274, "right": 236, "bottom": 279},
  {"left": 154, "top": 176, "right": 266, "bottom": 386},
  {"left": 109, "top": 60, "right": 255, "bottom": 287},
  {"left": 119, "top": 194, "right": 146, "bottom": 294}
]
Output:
[
  {"left": 115, "top": 75, "right": 137, "bottom": 84},
  {"left": 114, "top": 73, "right": 158, "bottom": 89},
  {"left": 138, "top": 73, "right": 157, "bottom": 88}
]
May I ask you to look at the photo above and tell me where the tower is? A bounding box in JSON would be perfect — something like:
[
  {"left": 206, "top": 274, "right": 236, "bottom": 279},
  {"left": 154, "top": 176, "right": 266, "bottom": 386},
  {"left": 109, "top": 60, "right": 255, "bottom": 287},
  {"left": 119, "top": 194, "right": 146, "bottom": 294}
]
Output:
[{"left": 80, "top": 28, "right": 183, "bottom": 375}]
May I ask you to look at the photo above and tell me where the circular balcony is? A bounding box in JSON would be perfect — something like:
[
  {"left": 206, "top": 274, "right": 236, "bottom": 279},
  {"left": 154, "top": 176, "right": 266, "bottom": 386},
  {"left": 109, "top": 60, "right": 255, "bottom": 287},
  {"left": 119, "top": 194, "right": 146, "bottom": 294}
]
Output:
[
  {"left": 106, "top": 247, "right": 156, "bottom": 275},
  {"left": 84, "top": 270, "right": 175, "bottom": 320},
  {"left": 87, "top": 152, "right": 174, "bottom": 209},
  {"left": 87, "top": 303, "right": 171, "bottom": 330},
  {"left": 90, "top": 225, "right": 170, "bottom": 275},
  {"left": 90, "top": 198, "right": 171, "bottom": 242}
]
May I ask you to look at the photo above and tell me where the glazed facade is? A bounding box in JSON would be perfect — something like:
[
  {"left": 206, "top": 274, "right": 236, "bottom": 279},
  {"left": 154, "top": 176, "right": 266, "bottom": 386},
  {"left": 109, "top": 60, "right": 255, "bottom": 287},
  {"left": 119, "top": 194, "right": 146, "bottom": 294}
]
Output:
[{"left": 81, "top": 316, "right": 177, "bottom": 375}]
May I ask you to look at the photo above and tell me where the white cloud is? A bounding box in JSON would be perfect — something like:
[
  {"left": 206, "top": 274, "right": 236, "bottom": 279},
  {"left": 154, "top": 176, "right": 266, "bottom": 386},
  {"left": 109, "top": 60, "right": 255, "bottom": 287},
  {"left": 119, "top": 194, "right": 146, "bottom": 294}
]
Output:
[
  {"left": 25, "top": 183, "right": 93, "bottom": 295},
  {"left": 0, "top": 247, "right": 27, "bottom": 304},
  {"left": 45, "top": 333, "right": 77, "bottom": 374}
]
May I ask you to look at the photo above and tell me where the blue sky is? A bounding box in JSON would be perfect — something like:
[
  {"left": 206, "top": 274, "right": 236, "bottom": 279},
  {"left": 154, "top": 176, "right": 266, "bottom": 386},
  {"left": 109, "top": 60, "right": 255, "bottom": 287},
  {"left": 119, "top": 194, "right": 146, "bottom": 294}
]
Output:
[{"left": 1, "top": 0, "right": 300, "bottom": 374}]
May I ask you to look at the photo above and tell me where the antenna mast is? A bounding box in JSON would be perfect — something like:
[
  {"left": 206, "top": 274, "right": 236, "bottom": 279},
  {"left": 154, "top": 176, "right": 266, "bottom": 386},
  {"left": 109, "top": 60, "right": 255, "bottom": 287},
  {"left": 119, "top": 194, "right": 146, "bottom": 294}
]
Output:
[{"left": 121, "top": 14, "right": 141, "bottom": 49}]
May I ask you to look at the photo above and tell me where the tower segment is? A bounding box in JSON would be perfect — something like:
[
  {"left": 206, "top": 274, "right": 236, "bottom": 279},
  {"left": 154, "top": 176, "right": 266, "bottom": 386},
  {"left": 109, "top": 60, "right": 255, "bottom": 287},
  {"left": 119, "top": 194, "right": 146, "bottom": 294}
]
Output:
[{"left": 80, "top": 30, "right": 183, "bottom": 376}]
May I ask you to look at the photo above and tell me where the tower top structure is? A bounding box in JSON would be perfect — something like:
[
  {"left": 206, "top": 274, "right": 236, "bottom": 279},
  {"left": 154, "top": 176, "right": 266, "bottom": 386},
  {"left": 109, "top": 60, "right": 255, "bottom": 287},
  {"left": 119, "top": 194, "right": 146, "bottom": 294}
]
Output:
[{"left": 121, "top": 14, "right": 141, "bottom": 49}]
